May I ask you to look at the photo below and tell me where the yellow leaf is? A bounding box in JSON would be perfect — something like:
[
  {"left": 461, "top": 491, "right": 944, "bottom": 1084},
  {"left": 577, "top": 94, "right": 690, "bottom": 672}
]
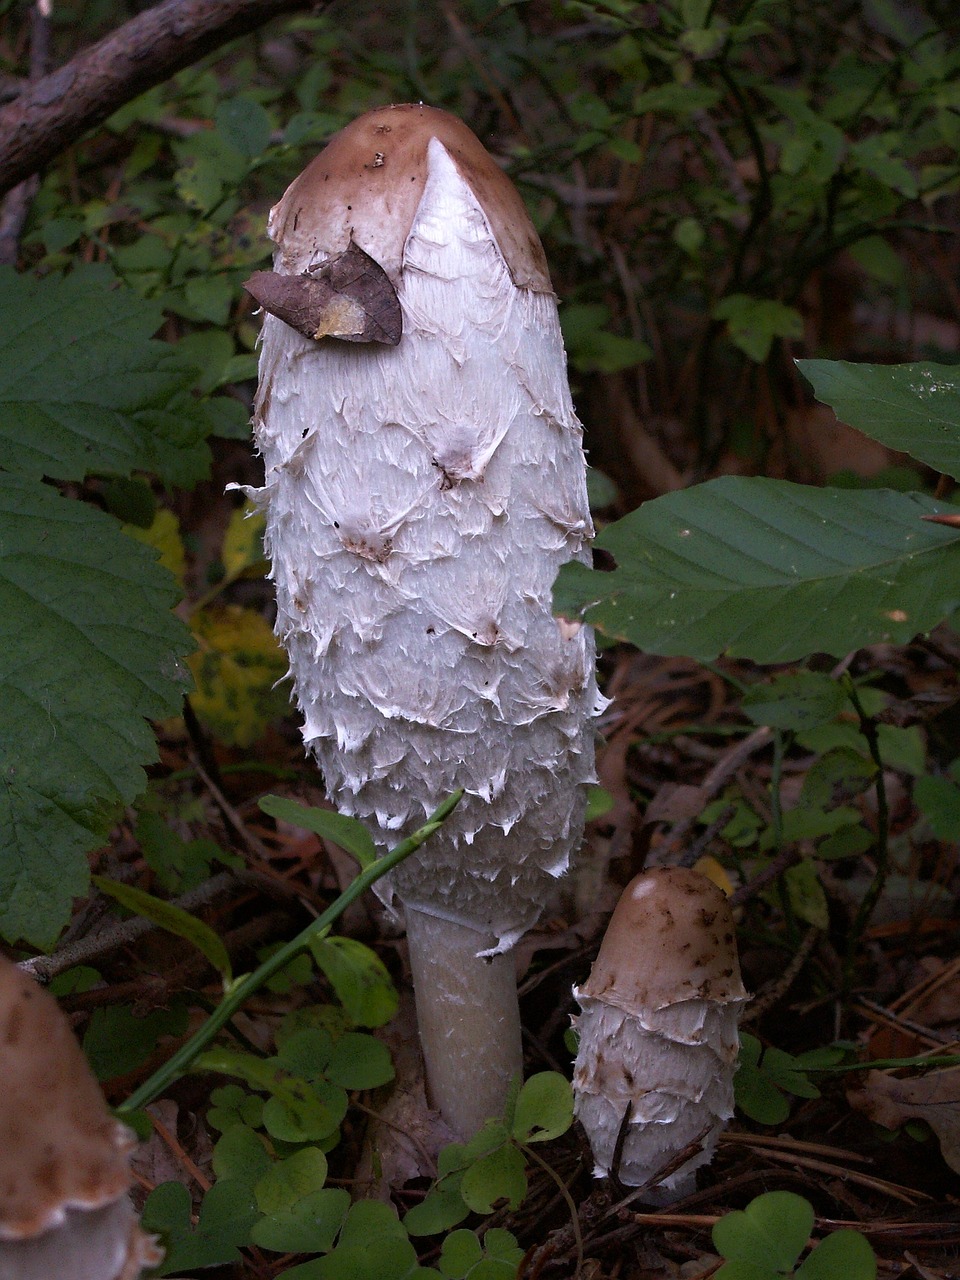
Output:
[
  {"left": 189, "top": 604, "right": 289, "bottom": 747},
  {"left": 223, "top": 499, "right": 267, "bottom": 582},
  {"left": 693, "top": 855, "right": 735, "bottom": 897},
  {"left": 125, "top": 508, "right": 186, "bottom": 584}
]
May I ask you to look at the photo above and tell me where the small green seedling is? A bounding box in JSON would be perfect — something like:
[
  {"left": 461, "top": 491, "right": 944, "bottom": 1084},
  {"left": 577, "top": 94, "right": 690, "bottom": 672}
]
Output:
[{"left": 712, "top": 1191, "right": 876, "bottom": 1280}]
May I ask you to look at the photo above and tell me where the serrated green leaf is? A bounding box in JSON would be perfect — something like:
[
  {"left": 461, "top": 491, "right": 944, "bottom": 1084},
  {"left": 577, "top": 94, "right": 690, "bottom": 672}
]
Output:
[
  {"left": 0, "top": 476, "right": 192, "bottom": 946},
  {"left": 799, "top": 361, "right": 960, "bottom": 480},
  {"left": 93, "top": 874, "right": 232, "bottom": 982},
  {"left": 713, "top": 1191, "right": 814, "bottom": 1273},
  {"left": 553, "top": 478, "right": 960, "bottom": 663},
  {"left": 259, "top": 794, "right": 377, "bottom": 868},
  {"left": 511, "top": 1072, "right": 574, "bottom": 1143},
  {"left": 0, "top": 265, "right": 212, "bottom": 487},
  {"left": 460, "top": 1144, "right": 527, "bottom": 1214},
  {"left": 312, "top": 935, "right": 399, "bottom": 1027}
]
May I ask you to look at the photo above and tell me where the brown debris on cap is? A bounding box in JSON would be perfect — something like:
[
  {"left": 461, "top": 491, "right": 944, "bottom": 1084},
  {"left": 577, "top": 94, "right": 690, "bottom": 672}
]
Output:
[
  {"left": 0, "top": 955, "right": 136, "bottom": 1241},
  {"left": 578, "top": 867, "right": 747, "bottom": 1016},
  {"left": 268, "top": 102, "right": 553, "bottom": 293}
]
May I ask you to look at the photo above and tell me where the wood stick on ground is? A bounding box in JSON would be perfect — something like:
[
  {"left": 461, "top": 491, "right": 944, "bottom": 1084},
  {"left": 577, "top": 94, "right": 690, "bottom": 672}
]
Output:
[{"left": 0, "top": 0, "right": 328, "bottom": 196}]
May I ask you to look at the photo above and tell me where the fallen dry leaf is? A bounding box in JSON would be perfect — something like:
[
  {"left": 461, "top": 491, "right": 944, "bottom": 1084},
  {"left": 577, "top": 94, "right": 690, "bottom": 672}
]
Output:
[{"left": 848, "top": 1067, "right": 960, "bottom": 1174}]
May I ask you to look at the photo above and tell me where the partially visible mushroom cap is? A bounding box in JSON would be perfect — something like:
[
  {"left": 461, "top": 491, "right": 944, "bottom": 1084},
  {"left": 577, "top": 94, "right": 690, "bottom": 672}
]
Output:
[
  {"left": 0, "top": 956, "right": 160, "bottom": 1279},
  {"left": 577, "top": 866, "right": 747, "bottom": 1017},
  {"left": 267, "top": 102, "right": 552, "bottom": 293}
]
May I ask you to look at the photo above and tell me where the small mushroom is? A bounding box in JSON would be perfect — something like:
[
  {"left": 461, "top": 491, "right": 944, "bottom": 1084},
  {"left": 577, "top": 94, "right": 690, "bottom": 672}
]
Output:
[
  {"left": 572, "top": 868, "right": 749, "bottom": 1202},
  {"left": 0, "top": 955, "right": 161, "bottom": 1280}
]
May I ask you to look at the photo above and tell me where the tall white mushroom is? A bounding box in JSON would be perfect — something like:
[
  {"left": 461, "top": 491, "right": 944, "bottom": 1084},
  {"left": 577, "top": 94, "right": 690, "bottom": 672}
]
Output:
[
  {"left": 0, "top": 955, "right": 161, "bottom": 1280},
  {"left": 572, "top": 868, "right": 748, "bottom": 1202},
  {"left": 244, "top": 103, "right": 602, "bottom": 1137}
]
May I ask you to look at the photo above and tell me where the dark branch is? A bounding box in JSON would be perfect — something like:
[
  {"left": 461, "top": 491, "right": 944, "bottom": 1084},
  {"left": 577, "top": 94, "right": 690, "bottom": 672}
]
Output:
[{"left": 0, "top": 0, "right": 327, "bottom": 197}]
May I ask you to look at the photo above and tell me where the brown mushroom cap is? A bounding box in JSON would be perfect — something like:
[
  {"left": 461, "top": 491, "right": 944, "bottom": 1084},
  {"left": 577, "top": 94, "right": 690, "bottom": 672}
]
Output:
[
  {"left": 578, "top": 867, "right": 747, "bottom": 1015},
  {"left": 267, "top": 102, "right": 553, "bottom": 293},
  {"left": 0, "top": 956, "right": 135, "bottom": 1240}
]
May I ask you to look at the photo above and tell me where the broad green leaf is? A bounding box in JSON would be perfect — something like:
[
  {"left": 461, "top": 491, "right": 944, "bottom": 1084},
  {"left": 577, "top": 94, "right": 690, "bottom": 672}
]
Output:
[
  {"left": 0, "top": 265, "right": 211, "bottom": 487},
  {"left": 780, "top": 861, "right": 830, "bottom": 930},
  {"left": 404, "top": 1187, "right": 470, "bottom": 1237},
  {"left": 553, "top": 477, "right": 960, "bottom": 663},
  {"left": 0, "top": 474, "right": 192, "bottom": 946},
  {"left": 83, "top": 1001, "right": 188, "bottom": 1081},
  {"left": 796, "top": 1229, "right": 877, "bottom": 1280},
  {"left": 713, "top": 1191, "right": 814, "bottom": 1274},
  {"left": 799, "top": 361, "right": 960, "bottom": 480},
  {"left": 914, "top": 773, "right": 960, "bottom": 838},
  {"left": 252, "top": 1186, "right": 350, "bottom": 1254},
  {"left": 511, "top": 1072, "right": 574, "bottom": 1143},
  {"left": 460, "top": 1145, "right": 527, "bottom": 1214},
  {"left": 312, "top": 935, "right": 399, "bottom": 1027},
  {"left": 256, "top": 1141, "right": 330, "bottom": 1208},
  {"left": 93, "top": 874, "right": 231, "bottom": 982},
  {"left": 713, "top": 295, "right": 803, "bottom": 362},
  {"left": 326, "top": 1030, "right": 395, "bottom": 1089},
  {"left": 439, "top": 1229, "right": 483, "bottom": 1277},
  {"left": 742, "top": 672, "right": 847, "bottom": 731},
  {"left": 260, "top": 794, "right": 377, "bottom": 868}
]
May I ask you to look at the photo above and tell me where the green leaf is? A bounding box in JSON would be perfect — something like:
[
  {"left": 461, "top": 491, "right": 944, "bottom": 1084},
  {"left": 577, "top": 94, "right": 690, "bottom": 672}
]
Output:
[
  {"left": 215, "top": 96, "right": 273, "bottom": 159},
  {"left": 326, "top": 1030, "right": 395, "bottom": 1089},
  {"left": 795, "top": 1229, "right": 877, "bottom": 1280},
  {"left": 0, "top": 265, "right": 211, "bottom": 487},
  {"left": 799, "top": 361, "right": 960, "bottom": 480},
  {"left": 93, "top": 874, "right": 232, "bottom": 983},
  {"left": 253, "top": 1185, "right": 350, "bottom": 1254},
  {"left": 83, "top": 1002, "right": 188, "bottom": 1081},
  {"left": 742, "top": 672, "right": 847, "bottom": 731},
  {"left": 0, "top": 474, "right": 192, "bottom": 947},
  {"left": 144, "top": 1172, "right": 262, "bottom": 1275},
  {"left": 511, "top": 1072, "right": 574, "bottom": 1143},
  {"left": 560, "top": 303, "right": 651, "bottom": 374},
  {"left": 439, "top": 1229, "right": 483, "bottom": 1277},
  {"left": 713, "top": 295, "right": 803, "bottom": 362},
  {"left": 207, "top": 1084, "right": 264, "bottom": 1132},
  {"left": 460, "top": 1144, "right": 527, "bottom": 1214},
  {"left": 404, "top": 1187, "right": 471, "bottom": 1237},
  {"left": 713, "top": 1191, "right": 814, "bottom": 1274},
  {"left": 914, "top": 773, "right": 960, "bottom": 839},
  {"left": 553, "top": 477, "right": 960, "bottom": 664},
  {"left": 259, "top": 794, "right": 377, "bottom": 868},
  {"left": 311, "top": 935, "right": 399, "bottom": 1027},
  {"left": 780, "top": 861, "right": 829, "bottom": 930}
]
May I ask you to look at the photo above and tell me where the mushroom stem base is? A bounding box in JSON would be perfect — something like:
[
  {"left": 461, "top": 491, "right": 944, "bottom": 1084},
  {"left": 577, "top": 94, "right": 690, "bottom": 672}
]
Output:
[{"left": 404, "top": 904, "right": 523, "bottom": 1139}]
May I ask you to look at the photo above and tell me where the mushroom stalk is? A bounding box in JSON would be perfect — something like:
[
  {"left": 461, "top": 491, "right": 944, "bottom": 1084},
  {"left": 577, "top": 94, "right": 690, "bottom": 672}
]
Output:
[
  {"left": 404, "top": 905, "right": 522, "bottom": 1136},
  {"left": 245, "top": 104, "right": 601, "bottom": 1137}
]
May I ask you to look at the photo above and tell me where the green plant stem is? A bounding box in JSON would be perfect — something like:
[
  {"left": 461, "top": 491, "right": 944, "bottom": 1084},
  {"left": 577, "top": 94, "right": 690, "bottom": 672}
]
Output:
[
  {"left": 807, "top": 1053, "right": 960, "bottom": 1074},
  {"left": 840, "top": 677, "right": 889, "bottom": 990},
  {"left": 119, "top": 789, "right": 463, "bottom": 1113},
  {"left": 521, "top": 1143, "right": 584, "bottom": 1275}
]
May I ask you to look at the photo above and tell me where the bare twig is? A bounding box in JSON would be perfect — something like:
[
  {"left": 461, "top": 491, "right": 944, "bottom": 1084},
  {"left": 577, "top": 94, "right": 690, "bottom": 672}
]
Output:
[
  {"left": 0, "top": 0, "right": 53, "bottom": 262},
  {"left": 0, "top": 0, "right": 329, "bottom": 196}
]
